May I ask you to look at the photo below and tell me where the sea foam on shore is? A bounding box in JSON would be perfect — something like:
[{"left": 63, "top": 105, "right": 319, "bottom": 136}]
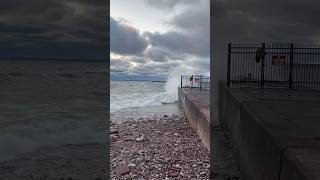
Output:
[{"left": 111, "top": 81, "right": 177, "bottom": 113}]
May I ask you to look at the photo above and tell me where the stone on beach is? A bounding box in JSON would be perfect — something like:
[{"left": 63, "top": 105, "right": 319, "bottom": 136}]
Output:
[
  {"left": 168, "top": 172, "right": 179, "bottom": 177},
  {"left": 110, "top": 135, "right": 118, "bottom": 142},
  {"left": 135, "top": 136, "right": 145, "bottom": 142},
  {"left": 114, "top": 165, "right": 130, "bottom": 175},
  {"left": 110, "top": 129, "right": 119, "bottom": 134}
]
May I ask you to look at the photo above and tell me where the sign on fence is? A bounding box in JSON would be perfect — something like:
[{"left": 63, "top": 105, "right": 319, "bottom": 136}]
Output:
[{"left": 272, "top": 55, "right": 287, "bottom": 65}]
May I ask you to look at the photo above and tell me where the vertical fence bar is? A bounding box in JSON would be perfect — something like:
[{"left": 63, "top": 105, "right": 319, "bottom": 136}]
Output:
[
  {"left": 289, "top": 43, "right": 294, "bottom": 89},
  {"left": 180, "top": 75, "right": 182, "bottom": 88},
  {"left": 227, "top": 43, "right": 231, "bottom": 87},
  {"left": 200, "top": 75, "right": 202, "bottom": 91},
  {"left": 260, "top": 43, "right": 265, "bottom": 88}
]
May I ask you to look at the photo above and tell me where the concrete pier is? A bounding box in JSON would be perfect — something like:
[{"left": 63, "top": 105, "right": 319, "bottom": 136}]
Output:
[
  {"left": 219, "top": 82, "right": 320, "bottom": 180},
  {"left": 178, "top": 88, "right": 210, "bottom": 151}
]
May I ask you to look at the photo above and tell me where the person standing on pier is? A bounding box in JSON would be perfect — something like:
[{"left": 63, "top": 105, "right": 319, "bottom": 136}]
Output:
[{"left": 190, "top": 75, "right": 194, "bottom": 88}]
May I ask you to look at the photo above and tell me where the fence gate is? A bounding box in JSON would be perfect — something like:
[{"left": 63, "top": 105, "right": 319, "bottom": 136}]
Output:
[{"left": 227, "top": 43, "right": 320, "bottom": 89}]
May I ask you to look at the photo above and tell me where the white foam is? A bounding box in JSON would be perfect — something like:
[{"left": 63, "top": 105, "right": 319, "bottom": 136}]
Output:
[{"left": 110, "top": 92, "right": 176, "bottom": 112}]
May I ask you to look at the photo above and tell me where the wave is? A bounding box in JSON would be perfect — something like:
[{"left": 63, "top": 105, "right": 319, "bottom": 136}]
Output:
[
  {"left": 0, "top": 124, "right": 105, "bottom": 161},
  {"left": 110, "top": 92, "right": 177, "bottom": 112}
]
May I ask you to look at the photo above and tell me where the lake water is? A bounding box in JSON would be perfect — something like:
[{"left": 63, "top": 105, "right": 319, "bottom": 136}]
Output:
[
  {"left": 110, "top": 81, "right": 177, "bottom": 113},
  {"left": 0, "top": 60, "right": 108, "bottom": 179}
]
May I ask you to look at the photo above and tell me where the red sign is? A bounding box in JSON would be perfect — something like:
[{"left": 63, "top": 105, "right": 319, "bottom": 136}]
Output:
[{"left": 272, "top": 55, "right": 287, "bottom": 64}]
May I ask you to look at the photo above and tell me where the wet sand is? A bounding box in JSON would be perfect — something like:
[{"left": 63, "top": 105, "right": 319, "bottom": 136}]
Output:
[{"left": 110, "top": 105, "right": 210, "bottom": 179}]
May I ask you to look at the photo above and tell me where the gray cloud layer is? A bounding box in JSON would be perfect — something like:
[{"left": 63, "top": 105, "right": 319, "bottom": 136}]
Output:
[
  {"left": 213, "top": 0, "right": 320, "bottom": 43},
  {"left": 144, "top": 0, "right": 198, "bottom": 9},
  {"left": 110, "top": 17, "right": 148, "bottom": 55},
  {"left": 146, "top": 0, "right": 210, "bottom": 57},
  {"left": 0, "top": 0, "right": 107, "bottom": 59}
]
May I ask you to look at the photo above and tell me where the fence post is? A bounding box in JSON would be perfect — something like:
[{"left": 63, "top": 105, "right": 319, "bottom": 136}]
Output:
[
  {"left": 289, "top": 43, "right": 294, "bottom": 89},
  {"left": 200, "top": 75, "right": 203, "bottom": 91},
  {"left": 260, "top": 43, "right": 265, "bottom": 89},
  {"left": 180, "top": 75, "right": 182, "bottom": 88},
  {"left": 227, "top": 43, "right": 231, "bottom": 87}
]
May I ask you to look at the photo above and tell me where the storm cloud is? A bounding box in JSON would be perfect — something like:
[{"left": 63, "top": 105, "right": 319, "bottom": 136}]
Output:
[
  {"left": 0, "top": 0, "right": 108, "bottom": 60},
  {"left": 110, "top": 17, "right": 148, "bottom": 55},
  {"left": 144, "top": 0, "right": 199, "bottom": 9},
  {"left": 213, "top": 0, "right": 320, "bottom": 44},
  {"left": 145, "top": 31, "right": 209, "bottom": 57},
  {"left": 145, "top": 0, "right": 210, "bottom": 57}
]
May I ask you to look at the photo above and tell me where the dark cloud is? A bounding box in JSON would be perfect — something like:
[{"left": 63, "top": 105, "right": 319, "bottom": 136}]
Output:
[
  {"left": 213, "top": 0, "right": 320, "bottom": 43},
  {"left": 142, "top": 0, "right": 209, "bottom": 59},
  {"left": 110, "top": 17, "right": 148, "bottom": 55},
  {"left": 145, "top": 30, "right": 209, "bottom": 57},
  {"left": 143, "top": 46, "right": 183, "bottom": 62},
  {"left": 169, "top": 1, "right": 209, "bottom": 32},
  {"left": 144, "top": 0, "right": 198, "bottom": 9},
  {"left": 0, "top": 0, "right": 108, "bottom": 60}
]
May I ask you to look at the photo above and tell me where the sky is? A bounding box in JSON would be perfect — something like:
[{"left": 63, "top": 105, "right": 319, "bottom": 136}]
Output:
[
  {"left": 110, "top": 0, "right": 210, "bottom": 81},
  {"left": 0, "top": 0, "right": 108, "bottom": 60}
]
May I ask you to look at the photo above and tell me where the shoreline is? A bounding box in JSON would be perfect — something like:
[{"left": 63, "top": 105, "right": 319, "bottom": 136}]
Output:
[
  {"left": 110, "top": 111, "right": 210, "bottom": 179},
  {"left": 110, "top": 104, "right": 181, "bottom": 123}
]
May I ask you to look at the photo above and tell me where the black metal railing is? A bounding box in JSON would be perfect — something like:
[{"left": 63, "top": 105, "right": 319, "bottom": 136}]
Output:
[
  {"left": 227, "top": 43, "right": 320, "bottom": 89},
  {"left": 181, "top": 75, "right": 210, "bottom": 91}
]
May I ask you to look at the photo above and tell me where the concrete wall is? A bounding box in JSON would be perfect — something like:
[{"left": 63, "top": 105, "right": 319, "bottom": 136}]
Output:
[
  {"left": 178, "top": 88, "right": 210, "bottom": 151},
  {"left": 219, "top": 83, "right": 320, "bottom": 180}
]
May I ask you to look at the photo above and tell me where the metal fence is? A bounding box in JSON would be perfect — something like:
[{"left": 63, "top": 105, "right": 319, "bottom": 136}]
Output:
[
  {"left": 181, "top": 75, "right": 210, "bottom": 91},
  {"left": 227, "top": 43, "right": 320, "bottom": 89}
]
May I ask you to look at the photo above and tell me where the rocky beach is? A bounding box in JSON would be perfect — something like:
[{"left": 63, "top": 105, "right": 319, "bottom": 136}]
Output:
[{"left": 110, "top": 111, "right": 210, "bottom": 179}]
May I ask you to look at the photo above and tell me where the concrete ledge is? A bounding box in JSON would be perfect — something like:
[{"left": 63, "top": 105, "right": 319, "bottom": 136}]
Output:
[
  {"left": 178, "top": 88, "right": 210, "bottom": 151},
  {"left": 219, "top": 81, "right": 320, "bottom": 180},
  {"left": 280, "top": 147, "right": 320, "bottom": 180}
]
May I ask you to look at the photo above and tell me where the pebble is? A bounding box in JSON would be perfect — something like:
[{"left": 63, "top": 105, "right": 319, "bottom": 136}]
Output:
[
  {"left": 128, "top": 163, "right": 136, "bottom": 167},
  {"left": 135, "top": 136, "right": 145, "bottom": 142},
  {"left": 174, "top": 164, "right": 182, "bottom": 169},
  {"left": 168, "top": 172, "right": 179, "bottom": 177},
  {"left": 114, "top": 165, "right": 130, "bottom": 175},
  {"left": 110, "top": 129, "right": 119, "bottom": 134}
]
